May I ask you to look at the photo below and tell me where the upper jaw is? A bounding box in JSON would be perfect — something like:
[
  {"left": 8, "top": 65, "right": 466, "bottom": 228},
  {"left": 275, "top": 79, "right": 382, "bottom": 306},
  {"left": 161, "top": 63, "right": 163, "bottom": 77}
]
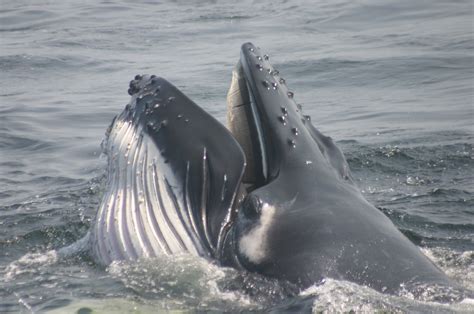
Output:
[{"left": 238, "top": 43, "right": 332, "bottom": 182}]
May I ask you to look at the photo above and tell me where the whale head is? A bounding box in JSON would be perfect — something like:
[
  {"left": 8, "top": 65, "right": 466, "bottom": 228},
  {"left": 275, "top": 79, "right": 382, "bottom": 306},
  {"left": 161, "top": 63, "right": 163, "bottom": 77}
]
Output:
[
  {"left": 91, "top": 42, "right": 455, "bottom": 295},
  {"left": 223, "top": 43, "right": 363, "bottom": 285}
]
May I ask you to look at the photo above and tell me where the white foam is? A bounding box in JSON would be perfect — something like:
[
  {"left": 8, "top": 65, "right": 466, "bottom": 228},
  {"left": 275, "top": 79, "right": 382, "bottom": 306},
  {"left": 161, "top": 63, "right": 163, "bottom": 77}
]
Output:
[
  {"left": 107, "top": 255, "right": 254, "bottom": 310},
  {"left": 301, "top": 278, "right": 474, "bottom": 313},
  {"left": 421, "top": 247, "right": 474, "bottom": 291},
  {"left": 4, "top": 250, "right": 58, "bottom": 281},
  {"left": 238, "top": 203, "right": 276, "bottom": 264},
  {"left": 300, "top": 279, "right": 397, "bottom": 312}
]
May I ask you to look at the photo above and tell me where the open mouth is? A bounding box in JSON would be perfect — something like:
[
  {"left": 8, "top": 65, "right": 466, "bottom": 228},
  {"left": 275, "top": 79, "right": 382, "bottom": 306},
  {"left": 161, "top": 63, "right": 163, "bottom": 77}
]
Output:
[
  {"left": 94, "top": 42, "right": 350, "bottom": 265},
  {"left": 86, "top": 42, "right": 464, "bottom": 298},
  {"left": 225, "top": 42, "right": 298, "bottom": 194},
  {"left": 225, "top": 43, "right": 307, "bottom": 193},
  {"left": 226, "top": 60, "right": 268, "bottom": 192}
]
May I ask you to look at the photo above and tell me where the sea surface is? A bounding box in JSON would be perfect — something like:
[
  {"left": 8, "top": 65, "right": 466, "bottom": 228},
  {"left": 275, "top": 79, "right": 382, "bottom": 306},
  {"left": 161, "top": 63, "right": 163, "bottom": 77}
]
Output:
[{"left": 1, "top": 0, "right": 473, "bottom": 312}]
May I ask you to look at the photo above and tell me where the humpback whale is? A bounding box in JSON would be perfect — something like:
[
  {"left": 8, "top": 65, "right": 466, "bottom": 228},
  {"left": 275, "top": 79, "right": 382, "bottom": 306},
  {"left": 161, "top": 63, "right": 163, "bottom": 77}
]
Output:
[{"left": 88, "top": 42, "right": 462, "bottom": 296}]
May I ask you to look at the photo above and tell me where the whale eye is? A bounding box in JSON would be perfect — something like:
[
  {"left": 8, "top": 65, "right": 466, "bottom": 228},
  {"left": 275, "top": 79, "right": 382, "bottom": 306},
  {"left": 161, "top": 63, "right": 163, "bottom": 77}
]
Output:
[{"left": 241, "top": 195, "right": 263, "bottom": 218}]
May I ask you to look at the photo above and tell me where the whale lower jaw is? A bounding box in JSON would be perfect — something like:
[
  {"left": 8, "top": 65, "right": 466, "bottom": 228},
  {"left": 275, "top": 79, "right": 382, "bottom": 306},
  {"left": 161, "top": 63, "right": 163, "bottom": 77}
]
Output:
[{"left": 90, "top": 113, "right": 206, "bottom": 265}]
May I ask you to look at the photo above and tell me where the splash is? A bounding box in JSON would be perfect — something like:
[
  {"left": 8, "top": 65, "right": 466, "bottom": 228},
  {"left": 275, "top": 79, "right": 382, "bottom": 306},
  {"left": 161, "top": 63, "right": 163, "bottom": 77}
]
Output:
[
  {"left": 3, "top": 250, "right": 58, "bottom": 282},
  {"left": 107, "top": 254, "right": 254, "bottom": 311},
  {"left": 301, "top": 278, "right": 474, "bottom": 313}
]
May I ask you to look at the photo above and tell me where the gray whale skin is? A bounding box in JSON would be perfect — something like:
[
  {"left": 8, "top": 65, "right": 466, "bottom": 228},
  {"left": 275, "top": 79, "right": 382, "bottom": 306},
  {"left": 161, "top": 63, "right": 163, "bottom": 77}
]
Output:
[{"left": 85, "top": 42, "right": 465, "bottom": 298}]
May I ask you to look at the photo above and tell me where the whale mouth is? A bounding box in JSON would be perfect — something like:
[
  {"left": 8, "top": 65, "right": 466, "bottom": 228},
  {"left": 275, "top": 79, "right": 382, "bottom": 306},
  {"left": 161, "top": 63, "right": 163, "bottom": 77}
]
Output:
[
  {"left": 225, "top": 43, "right": 306, "bottom": 193},
  {"left": 226, "top": 61, "right": 268, "bottom": 192},
  {"left": 225, "top": 43, "right": 297, "bottom": 193},
  {"left": 86, "top": 42, "right": 465, "bottom": 298},
  {"left": 92, "top": 41, "right": 352, "bottom": 267}
]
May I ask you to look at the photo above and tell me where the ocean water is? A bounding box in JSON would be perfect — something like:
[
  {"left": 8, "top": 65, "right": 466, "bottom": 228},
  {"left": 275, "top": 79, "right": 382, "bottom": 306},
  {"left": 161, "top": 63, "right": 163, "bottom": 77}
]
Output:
[{"left": 1, "top": 0, "right": 473, "bottom": 312}]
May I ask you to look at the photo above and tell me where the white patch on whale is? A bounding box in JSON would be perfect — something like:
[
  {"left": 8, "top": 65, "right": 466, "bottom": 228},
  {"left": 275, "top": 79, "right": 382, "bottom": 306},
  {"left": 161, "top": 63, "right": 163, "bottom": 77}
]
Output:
[{"left": 238, "top": 203, "right": 276, "bottom": 264}]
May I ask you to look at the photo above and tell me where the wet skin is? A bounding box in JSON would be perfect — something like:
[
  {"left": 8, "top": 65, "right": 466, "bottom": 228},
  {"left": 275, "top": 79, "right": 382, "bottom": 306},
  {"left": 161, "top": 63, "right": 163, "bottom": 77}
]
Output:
[{"left": 88, "top": 42, "right": 463, "bottom": 297}]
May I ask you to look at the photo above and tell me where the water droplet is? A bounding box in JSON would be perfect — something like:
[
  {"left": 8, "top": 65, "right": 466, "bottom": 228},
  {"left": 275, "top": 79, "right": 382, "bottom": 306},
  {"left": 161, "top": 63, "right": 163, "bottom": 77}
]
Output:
[
  {"left": 281, "top": 106, "right": 288, "bottom": 115},
  {"left": 271, "top": 70, "right": 279, "bottom": 76},
  {"left": 177, "top": 114, "right": 183, "bottom": 119},
  {"left": 288, "top": 139, "right": 296, "bottom": 148},
  {"left": 161, "top": 120, "right": 168, "bottom": 127},
  {"left": 256, "top": 64, "right": 263, "bottom": 71},
  {"left": 287, "top": 91, "right": 294, "bottom": 98},
  {"left": 305, "top": 160, "right": 312, "bottom": 165},
  {"left": 248, "top": 47, "right": 254, "bottom": 52},
  {"left": 168, "top": 96, "right": 176, "bottom": 103},
  {"left": 304, "top": 115, "right": 311, "bottom": 121},
  {"left": 292, "top": 127, "right": 299, "bottom": 135},
  {"left": 256, "top": 56, "right": 262, "bottom": 61},
  {"left": 221, "top": 174, "right": 228, "bottom": 201},
  {"left": 262, "top": 80, "right": 271, "bottom": 90},
  {"left": 279, "top": 78, "right": 286, "bottom": 84},
  {"left": 278, "top": 115, "right": 287, "bottom": 125},
  {"left": 272, "top": 82, "right": 278, "bottom": 90},
  {"left": 138, "top": 95, "right": 144, "bottom": 100},
  {"left": 127, "top": 88, "right": 134, "bottom": 96},
  {"left": 264, "top": 54, "right": 269, "bottom": 60},
  {"left": 297, "top": 103, "right": 303, "bottom": 110},
  {"left": 184, "top": 118, "right": 189, "bottom": 123},
  {"left": 153, "top": 103, "right": 160, "bottom": 109}
]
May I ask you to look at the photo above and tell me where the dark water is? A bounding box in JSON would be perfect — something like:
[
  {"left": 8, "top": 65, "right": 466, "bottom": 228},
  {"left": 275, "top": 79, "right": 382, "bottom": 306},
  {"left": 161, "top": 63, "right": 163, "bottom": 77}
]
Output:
[{"left": 1, "top": 0, "right": 473, "bottom": 312}]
